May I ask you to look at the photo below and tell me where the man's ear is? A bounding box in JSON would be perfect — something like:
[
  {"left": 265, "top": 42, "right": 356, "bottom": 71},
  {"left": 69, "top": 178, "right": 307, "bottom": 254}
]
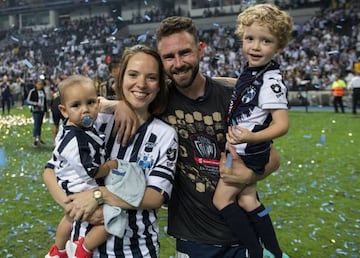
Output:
[{"left": 198, "top": 41, "right": 206, "bottom": 58}]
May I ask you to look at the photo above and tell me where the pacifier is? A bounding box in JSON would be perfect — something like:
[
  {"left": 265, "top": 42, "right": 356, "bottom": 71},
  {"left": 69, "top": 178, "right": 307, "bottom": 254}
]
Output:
[{"left": 81, "top": 116, "right": 94, "bottom": 128}]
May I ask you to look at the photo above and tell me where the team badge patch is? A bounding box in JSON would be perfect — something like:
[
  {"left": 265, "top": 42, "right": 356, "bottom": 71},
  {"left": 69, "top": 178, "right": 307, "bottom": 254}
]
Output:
[
  {"left": 166, "top": 147, "right": 177, "bottom": 162},
  {"left": 271, "top": 83, "right": 285, "bottom": 98},
  {"left": 241, "top": 86, "right": 257, "bottom": 104}
]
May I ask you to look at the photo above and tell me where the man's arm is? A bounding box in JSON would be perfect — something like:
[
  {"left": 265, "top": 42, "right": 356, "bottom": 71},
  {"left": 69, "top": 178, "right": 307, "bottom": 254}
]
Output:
[
  {"left": 98, "top": 96, "right": 118, "bottom": 113},
  {"left": 213, "top": 77, "right": 237, "bottom": 85},
  {"left": 99, "top": 97, "right": 139, "bottom": 146},
  {"left": 104, "top": 77, "right": 236, "bottom": 146}
]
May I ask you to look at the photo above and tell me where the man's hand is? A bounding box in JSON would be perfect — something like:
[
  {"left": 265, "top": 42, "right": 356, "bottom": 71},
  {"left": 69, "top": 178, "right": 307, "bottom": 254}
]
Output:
[
  {"left": 98, "top": 98, "right": 139, "bottom": 146},
  {"left": 220, "top": 144, "right": 255, "bottom": 185},
  {"left": 220, "top": 144, "right": 280, "bottom": 185},
  {"left": 113, "top": 101, "right": 139, "bottom": 145}
]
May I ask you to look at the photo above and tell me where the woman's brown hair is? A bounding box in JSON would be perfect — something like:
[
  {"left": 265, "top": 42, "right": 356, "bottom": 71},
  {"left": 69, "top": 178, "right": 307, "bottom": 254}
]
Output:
[{"left": 114, "top": 44, "right": 168, "bottom": 115}]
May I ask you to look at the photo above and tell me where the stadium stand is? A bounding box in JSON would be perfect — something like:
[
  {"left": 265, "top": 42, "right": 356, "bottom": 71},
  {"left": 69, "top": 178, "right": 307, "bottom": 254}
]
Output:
[{"left": 0, "top": 0, "right": 359, "bottom": 107}]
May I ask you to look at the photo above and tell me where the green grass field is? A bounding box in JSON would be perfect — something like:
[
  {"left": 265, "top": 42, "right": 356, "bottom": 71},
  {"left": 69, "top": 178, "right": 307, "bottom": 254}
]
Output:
[{"left": 0, "top": 107, "right": 359, "bottom": 258}]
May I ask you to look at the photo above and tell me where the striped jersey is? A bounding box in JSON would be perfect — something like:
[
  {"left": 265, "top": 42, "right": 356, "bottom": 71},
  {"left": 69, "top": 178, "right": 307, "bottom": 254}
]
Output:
[
  {"left": 74, "top": 113, "right": 178, "bottom": 258},
  {"left": 45, "top": 121, "right": 106, "bottom": 194},
  {"left": 228, "top": 61, "right": 288, "bottom": 155}
]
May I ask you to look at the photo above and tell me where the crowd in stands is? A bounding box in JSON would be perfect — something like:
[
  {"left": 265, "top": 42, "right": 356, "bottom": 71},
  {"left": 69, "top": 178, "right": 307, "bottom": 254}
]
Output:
[
  {"left": 130, "top": 5, "right": 185, "bottom": 24},
  {"left": 0, "top": 0, "right": 359, "bottom": 110},
  {"left": 193, "top": 0, "right": 324, "bottom": 9}
]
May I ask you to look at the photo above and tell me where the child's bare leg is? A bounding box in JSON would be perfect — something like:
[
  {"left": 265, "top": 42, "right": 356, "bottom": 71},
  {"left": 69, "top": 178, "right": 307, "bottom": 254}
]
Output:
[
  {"left": 213, "top": 178, "right": 244, "bottom": 210},
  {"left": 237, "top": 183, "right": 260, "bottom": 212},
  {"left": 55, "top": 215, "right": 73, "bottom": 249},
  {"left": 83, "top": 225, "right": 110, "bottom": 251}
]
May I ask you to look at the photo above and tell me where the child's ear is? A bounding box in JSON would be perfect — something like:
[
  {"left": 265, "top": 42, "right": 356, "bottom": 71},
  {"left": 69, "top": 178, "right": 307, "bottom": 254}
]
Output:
[{"left": 58, "top": 104, "right": 68, "bottom": 118}]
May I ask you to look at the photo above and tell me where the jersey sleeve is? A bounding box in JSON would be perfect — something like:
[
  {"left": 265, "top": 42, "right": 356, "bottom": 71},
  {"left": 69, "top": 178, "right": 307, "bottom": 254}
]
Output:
[
  {"left": 146, "top": 122, "right": 178, "bottom": 203},
  {"left": 259, "top": 71, "right": 288, "bottom": 110}
]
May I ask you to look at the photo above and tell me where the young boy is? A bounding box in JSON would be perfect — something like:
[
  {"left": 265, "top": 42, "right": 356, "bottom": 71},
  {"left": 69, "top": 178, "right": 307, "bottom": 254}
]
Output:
[
  {"left": 213, "top": 4, "right": 292, "bottom": 258},
  {"left": 45, "top": 75, "right": 117, "bottom": 258}
]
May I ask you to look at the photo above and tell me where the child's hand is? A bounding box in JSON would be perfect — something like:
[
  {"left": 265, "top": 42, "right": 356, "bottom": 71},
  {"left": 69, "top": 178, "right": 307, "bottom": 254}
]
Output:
[{"left": 226, "top": 125, "right": 254, "bottom": 144}]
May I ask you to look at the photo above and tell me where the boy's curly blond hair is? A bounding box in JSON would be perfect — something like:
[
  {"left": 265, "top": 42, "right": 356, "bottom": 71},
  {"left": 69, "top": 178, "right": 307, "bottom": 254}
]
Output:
[{"left": 236, "top": 3, "right": 293, "bottom": 49}]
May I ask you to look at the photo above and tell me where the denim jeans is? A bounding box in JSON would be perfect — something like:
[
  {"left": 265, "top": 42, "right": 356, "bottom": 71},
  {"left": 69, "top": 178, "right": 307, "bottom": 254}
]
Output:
[
  {"left": 32, "top": 111, "right": 45, "bottom": 138},
  {"left": 176, "top": 239, "right": 247, "bottom": 258}
]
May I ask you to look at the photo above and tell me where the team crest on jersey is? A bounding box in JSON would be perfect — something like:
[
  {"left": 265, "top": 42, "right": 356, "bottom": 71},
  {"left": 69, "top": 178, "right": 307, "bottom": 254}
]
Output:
[
  {"left": 136, "top": 134, "right": 158, "bottom": 169},
  {"left": 194, "top": 136, "right": 216, "bottom": 159},
  {"left": 241, "top": 86, "right": 257, "bottom": 104},
  {"left": 137, "top": 153, "right": 154, "bottom": 169}
]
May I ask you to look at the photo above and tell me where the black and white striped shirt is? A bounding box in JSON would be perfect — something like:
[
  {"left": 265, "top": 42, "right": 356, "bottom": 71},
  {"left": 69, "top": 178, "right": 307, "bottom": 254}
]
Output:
[
  {"left": 229, "top": 62, "right": 288, "bottom": 155},
  {"left": 46, "top": 121, "right": 106, "bottom": 194},
  {"left": 75, "top": 113, "right": 178, "bottom": 258}
]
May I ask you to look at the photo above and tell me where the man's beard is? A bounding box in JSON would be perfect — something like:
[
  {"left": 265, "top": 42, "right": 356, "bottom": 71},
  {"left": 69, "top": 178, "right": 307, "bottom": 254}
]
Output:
[{"left": 168, "top": 63, "right": 199, "bottom": 90}]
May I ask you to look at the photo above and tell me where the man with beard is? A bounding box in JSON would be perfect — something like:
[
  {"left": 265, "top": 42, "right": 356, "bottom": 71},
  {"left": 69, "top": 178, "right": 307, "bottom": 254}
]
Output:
[{"left": 106, "top": 16, "right": 280, "bottom": 257}]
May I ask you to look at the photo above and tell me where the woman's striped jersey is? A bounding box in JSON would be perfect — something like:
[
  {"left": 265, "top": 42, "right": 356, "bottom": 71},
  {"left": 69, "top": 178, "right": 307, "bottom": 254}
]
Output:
[{"left": 74, "top": 112, "right": 178, "bottom": 258}]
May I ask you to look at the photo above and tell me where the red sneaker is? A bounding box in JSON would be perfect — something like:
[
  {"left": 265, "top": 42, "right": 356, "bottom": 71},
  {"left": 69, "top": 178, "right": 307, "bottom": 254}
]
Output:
[
  {"left": 45, "top": 244, "right": 68, "bottom": 258},
  {"left": 74, "top": 237, "right": 93, "bottom": 258}
]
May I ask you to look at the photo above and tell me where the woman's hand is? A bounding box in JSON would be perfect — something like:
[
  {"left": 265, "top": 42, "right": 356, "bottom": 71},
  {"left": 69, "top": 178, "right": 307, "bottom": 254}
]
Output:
[
  {"left": 64, "top": 190, "right": 98, "bottom": 221},
  {"left": 86, "top": 208, "right": 104, "bottom": 225}
]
